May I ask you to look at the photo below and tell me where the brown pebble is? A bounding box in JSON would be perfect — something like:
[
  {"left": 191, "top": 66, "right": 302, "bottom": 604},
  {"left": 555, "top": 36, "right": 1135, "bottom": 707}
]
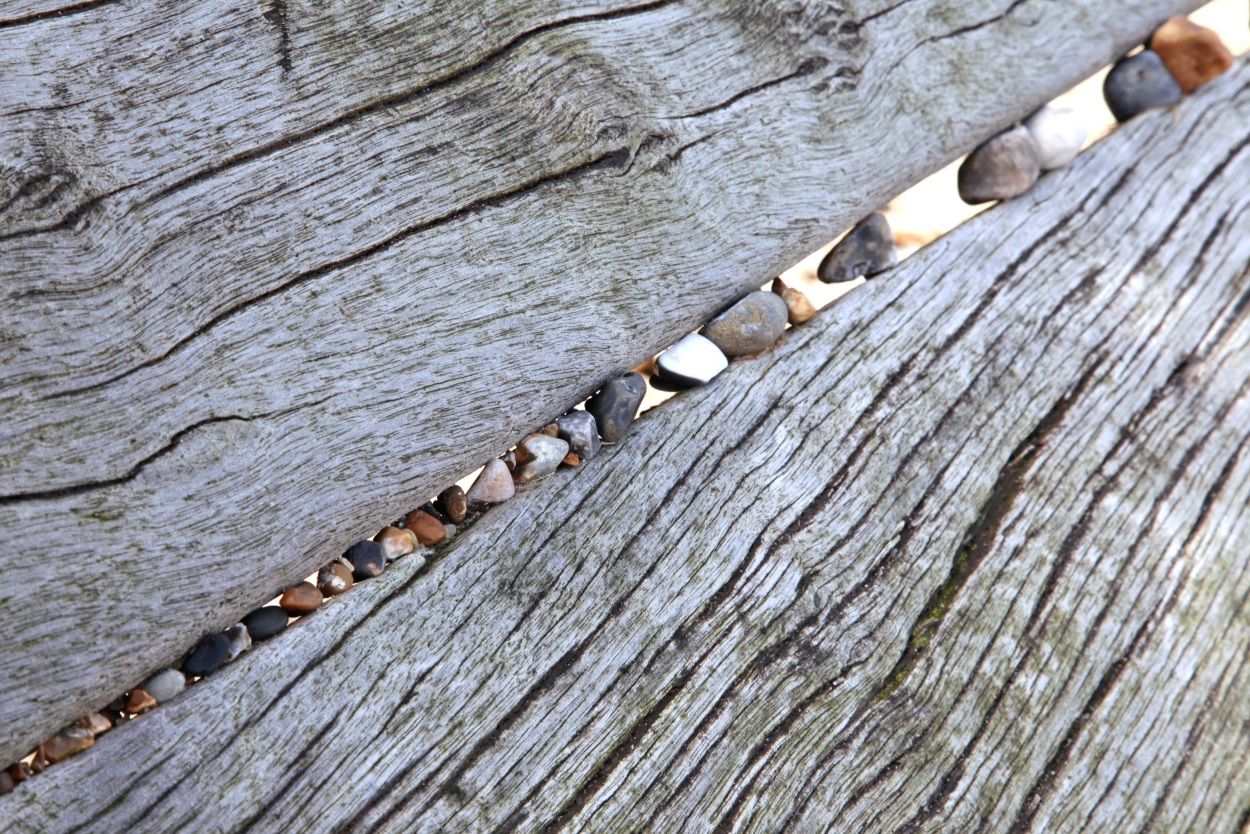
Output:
[
  {"left": 41, "top": 728, "right": 94, "bottom": 764},
  {"left": 405, "top": 509, "right": 447, "bottom": 546},
  {"left": 79, "top": 713, "right": 112, "bottom": 736},
  {"left": 29, "top": 747, "right": 47, "bottom": 774},
  {"left": 125, "top": 689, "right": 158, "bottom": 715},
  {"left": 770, "top": 278, "right": 816, "bottom": 325},
  {"left": 280, "top": 581, "right": 323, "bottom": 615},
  {"left": 1150, "top": 16, "right": 1233, "bottom": 93},
  {"left": 0, "top": 769, "right": 14, "bottom": 795},
  {"left": 6, "top": 762, "right": 31, "bottom": 782},
  {"left": 500, "top": 450, "right": 517, "bottom": 471},
  {"left": 106, "top": 695, "right": 127, "bottom": 713},
  {"left": 563, "top": 452, "right": 580, "bottom": 466},
  {"left": 375, "top": 525, "right": 416, "bottom": 561},
  {"left": 437, "top": 485, "right": 467, "bottom": 524},
  {"left": 540, "top": 423, "right": 559, "bottom": 437},
  {"left": 317, "top": 563, "right": 353, "bottom": 597}
]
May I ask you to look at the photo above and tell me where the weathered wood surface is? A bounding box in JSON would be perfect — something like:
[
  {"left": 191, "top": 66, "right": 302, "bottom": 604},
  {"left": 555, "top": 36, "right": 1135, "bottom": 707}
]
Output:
[
  {"left": 6, "top": 60, "right": 1249, "bottom": 833},
  {"left": 0, "top": 0, "right": 1207, "bottom": 764}
]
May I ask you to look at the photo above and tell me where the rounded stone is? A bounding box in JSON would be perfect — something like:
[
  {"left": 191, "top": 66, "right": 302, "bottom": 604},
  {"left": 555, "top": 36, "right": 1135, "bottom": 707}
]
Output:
[
  {"left": 563, "top": 452, "right": 580, "bottom": 466},
  {"left": 376, "top": 525, "right": 416, "bottom": 561},
  {"left": 466, "top": 458, "right": 516, "bottom": 505},
  {"left": 80, "top": 712, "right": 112, "bottom": 736},
  {"left": 772, "top": 278, "right": 816, "bottom": 325},
  {"left": 556, "top": 411, "right": 602, "bottom": 460},
  {"left": 1024, "top": 105, "right": 1087, "bottom": 170},
  {"left": 280, "top": 581, "right": 323, "bottom": 615},
  {"left": 1103, "top": 50, "right": 1183, "bottom": 123},
  {"left": 242, "top": 606, "right": 289, "bottom": 641},
  {"left": 1150, "top": 16, "right": 1233, "bottom": 93},
  {"left": 654, "top": 333, "right": 729, "bottom": 389},
  {"left": 7, "top": 762, "right": 31, "bottom": 783},
  {"left": 443, "top": 523, "right": 457, "bottom": 540},
  {"left": 41, "top": 728, "right": 94, "bottom": 764},
  {"left": 405, "top": 509, "right": 447, "bottom": 545},
  {"left": 182, "top": 632, "right": 230, "bottom": 677},
  {"left": 513, "top": 433, "right": 569, "bottom": 483},
  {"left": 0, "top": 770, "right": 14, "bottom": 795},
  {"left": 701, "top": 291, "right": 789, "bottom": 357},
  {"left": 317, "top": 562, "right": 353, "bottom": 597},
  {"left": 124, "top": 688, "right": 157, "bottom": 714},
  {"left": 817, "top": 213, "right": 899, "bottom": 282},
  {"left": 957, "top": 126, "right": 1041, "bottom": 204},
  {"left": 141, "top": 667, "right": 186, "bottom": 704},
  {"left": 437, "top": 485, "right": 468, "bottom": 524},
  {"left": 345, "top": 539, "right": 387, "bottom": 579},
  {"left": 224, "top": 623, "right": 252, "bottom": 661},
  {"left": 585, "top": 372, "right": 647, "bottom": 443}
]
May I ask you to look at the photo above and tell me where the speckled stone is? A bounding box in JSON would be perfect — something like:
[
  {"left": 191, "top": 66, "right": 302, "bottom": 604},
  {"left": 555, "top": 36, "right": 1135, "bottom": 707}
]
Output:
[
  {"left": 1024, "top": 106, "right": 1087, "bottom": 170},
  {"left": 345, "top": 539, "right": 387, "bottom": 578},
  {"left": 405, "top": 509, "right": 447, "bottom": 545},
  {"left": 1103, "top": 50, "right": 1182, "bottom": 123},
  {"left": 654, "top": 333, "right": 729, "bottom": 389},
  {"left": 124, "top": 689, "right": 157, "bottom": 714},
  {"left": 556, "top": 411, "right": 601, "bottom": 460},
  {"left": 957, "top": 126, "right": 1041, "bottom": 204},
  {"left": 771, "top": 278, "right": 816, "bottom": 325},
  {"left": 225, "top": 623, "right": 252, "bottom": 661},
  {"left": 818, "top": 213, "right": 898, "bottom": 282},
  {"left": 1150, "top": 16, "right": 1233, "bottom": 93},
  {"left": 585, "top": 372, "right": 647, "bottom": 443},
  {"left": 317, "top": 562, "right": 353, "bottom": 597},
  {"left": 702, "top": 291, "right": 789, "bottom": 357},
  {"left": 513, "top": 434, "right": 569, "bottom": 482},
  {"left": 242, "top": 606, "right": 289, "bottom": 641},
  {"left": 466, "top": 458, "right": 516, "bottom": 505},
  {"left": 183, "top": 632, "right": 230, "bottom": 677},
  {"left": 141, "top": 668, "right": 186, "bottom": 704},
  {"left": 376, "top": 525, "right": 416, "bottom": 561},
  {"left": 437, "top": 485, "right": 468, "bottom": 524},
  {"left": 41, "top": 727, "right": 94, "bottom": 764}
]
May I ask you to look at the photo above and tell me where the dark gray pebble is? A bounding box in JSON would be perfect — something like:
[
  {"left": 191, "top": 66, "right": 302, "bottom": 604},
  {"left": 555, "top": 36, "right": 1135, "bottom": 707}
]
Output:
[
  {"left": 1103, "top": 50, "right": 1182, "bottom": 123},
  {"left": 182, "top": 632, "right": 230, "bottom": 677},
  {"left": 818, "top": 213, "right": 898, "bottom": 282},
  {"left": 556, "top": 411, "right": 602, "bottom": 460},
  {"left": 957, "top": 126, "right": 1041, "bottom": 204},
  {"left": 586, "top": 372, "right": 647, "bottom": 443},
  {"left": 242, "top": 606, "right": 289, "bottom": 641},
  {"left": 436, "top": 485, "right": 467, "bottom": 524},
  {"left": 345, "top": 539, "right": 386, "bottom": 579}
]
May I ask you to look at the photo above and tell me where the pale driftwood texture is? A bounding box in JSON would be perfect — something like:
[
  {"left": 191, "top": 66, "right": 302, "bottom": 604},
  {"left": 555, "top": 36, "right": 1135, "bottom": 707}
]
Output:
[
  {"left": 5, "top": 61, "right": 1249, "bottom": 833},
  {"left": 0, "top": 0, "right": 1207, "bottom": 763}
]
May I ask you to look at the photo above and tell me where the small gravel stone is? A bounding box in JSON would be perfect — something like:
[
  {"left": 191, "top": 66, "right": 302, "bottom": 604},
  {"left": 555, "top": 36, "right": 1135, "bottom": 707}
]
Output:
[
  {"left": 317, "top": 562, "right": 353, "bottom": 597},
  {"left": 556, "top": 411, "right": 601, "bottom": 460},
  {"left": 1150, "top": 16, "right": 1233, "bottom": 93},
  {"left": 586, "top": 372, "right": 647, "bottom": 443},
  {"left": 242, "top": 606, "right": 289, "bottom": 641},
  {"left": 183, "top": 632, "right": 230, "bottom": 677},
  {"left": 540, "top": 423, "right": 559, "bottom": 437},
  {"left": 141, "top": 668, "right": 186, "bottom": 704},
  {"left": 376, "top": 525, "right": 416, "bottom": 561},
  {"left": 1103, "top": 50, "right": 1182, "bottom": 123},
  {"left": 500, "top": 450, "right": 517, "bottom": 471},
  {"left": 702, "top": 291, "right": 788, "bottom": 357},
  {"left": 771, "top": 278, "right": 816, "bottom": 325},
  {"left": 7, "top": 762, "right": 31, "bottom": 783},
  {"left": 513, "top": 434, "right": 569, "bottom": 483},
  {"left": 29, "top": 747, "right": 47, "bottom": 773},
  {"left": 279, "top": 581, "right": 323, "bottom": 615},
  {"left": 124, "top": 689, "right": 157, "bottom": 714},
  {"left": 1024, "top": 106, "right": 1087, "bottom": 170},
  {"left": 563, "top": 452, "right": 580, "bottom": 466},
  {"left": 818, "top": 213, "right": 898, "bottom": 282},
  {"left": 437, "top": 485, "right": 468, "bottom": 524},
  {"left": 655, "top": 333, "right": 729, "bottom": 389},
  {"left": 41, "top": 728, "right": 94, "bottom": 764},
  {"left": 80, "top": 712, "right": 112, "bottom": 735},
  {"left": 0, "top": 770, "right": 14, "bottom": 795},
  {"left": 443, "top": 523, "right": 457, "bottom": 540},
  {"left": 224, "top": 623, "right": 252, "bottom": 661},
  {"left": 957, "top": 126, "right": 1041, "bottom": 204},
  {"left": 466, "top": 459, "right": 516, "bottom": 505},
  {"left": 405, "top": 509, "right": 447, "bottom": 545},
  {"left": 345, "top": 539, "right": 386, "bottom": 578}
]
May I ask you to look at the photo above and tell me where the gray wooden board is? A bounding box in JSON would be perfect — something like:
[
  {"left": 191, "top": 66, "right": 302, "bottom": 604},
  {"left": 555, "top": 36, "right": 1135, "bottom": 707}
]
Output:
[
  {"left": 0, "top": 0, "right": 1208, "bottom": 767},
  {"left": 4, "top": 59, "right": 1249, "bottom": 833}
]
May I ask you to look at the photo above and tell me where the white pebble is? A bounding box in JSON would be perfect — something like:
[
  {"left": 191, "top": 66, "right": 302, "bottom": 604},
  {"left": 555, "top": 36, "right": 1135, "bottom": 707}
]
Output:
[
  {"left": 1024, "top": 106, "right": 1087, "bottom": 171},
  {"left": 656, "top": 333, "right": 729, "bottom": 388}
]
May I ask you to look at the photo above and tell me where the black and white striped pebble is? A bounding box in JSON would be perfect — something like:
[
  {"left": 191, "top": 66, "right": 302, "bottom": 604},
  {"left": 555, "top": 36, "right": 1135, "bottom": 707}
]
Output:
[
  {"left": 957, "top": 125, "right": 1041, "bottom": 204},
  {"left": 182, "top": 632, "right": 230, "bottom": 677},
  {"left": 654, "top": 334, "right": 729, "bottom": 389},
  {"left": 818, "top": 213, "right": 898, "bottom": 282},
  {"left": 242, "top": 606, "right": 289, "bottom": 641},
  {"left": 556, "top": 411, "right": 602, "bottom": 460},
  {"left": 586, "top": 372, "right": 647, "bottom": 443},
  {"left": 701, "top": 291, "right": 788, "bottom": 357}
]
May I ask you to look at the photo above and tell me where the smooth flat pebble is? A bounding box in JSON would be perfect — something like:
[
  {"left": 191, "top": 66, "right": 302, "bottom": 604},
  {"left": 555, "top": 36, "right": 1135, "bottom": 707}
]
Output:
[
  {"left": 124, "top": 689, "right": 157, "bottom": 714},
  {"left": 182, "top": 632, "right": 230, "bottom": 677},
  {"left": 466, "top": 458, "right": 516, "bottom": 505},
  {"left": 818, "top": 213, "right": 898, "bottom": 282},
  {"left": 376, "top": 525, "right": 416, "bottom": 560},
  {"left": 317, "top": 562, "right": 353, "bottom": 596},
  {"left": 1024, "top": 106, "right": 1086, "bottom": 170},
  {"left": 585, "top": 372, "right": 647, "bottom": 443},
  {"left": 1103, "top": 50, "right": 1182, "bottom": 123},
  {"left": 958, "top": 126, "right": 1040, "bottom": 204},
  {"left": 242, "top": 605, "right": 289, "bottom": 641},
  {"left": 654, "top": 333, "right": 729, "bottom": 389},
  {"left": 41, "top": 728, "right": 93, "bottom": 764},
  {"left": 514, "top": 434, "right": 569, "bottom": 482},
  {"left": 702, "top": 291, "right": 788, "bottom": 356},
  {"left": 345, "top": 539, "right": 387, "bottom": 578},
  {"left": 1150, "top": 16, "right": 1233, "bottom": 93},
  {"left": 279, "top": 582, "right": 323, "bottom": 615},
  {"left": 556, "top": 411, "right": 601, "bottom": 460},
  {"left": 141, "top": 667, "right": 186, "bottom": 703},
  {"left": 405, "top": 509, "right": 447, "bottom": 545}
]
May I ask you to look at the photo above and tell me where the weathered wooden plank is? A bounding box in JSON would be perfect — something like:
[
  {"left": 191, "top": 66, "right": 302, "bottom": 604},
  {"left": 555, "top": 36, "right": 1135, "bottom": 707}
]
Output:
[
  {"left": 5, "top": 59, "right": 1248, "bottom": 833},
  {"left": 0, "top": 0, "right": 1206, "bottom": 764}
]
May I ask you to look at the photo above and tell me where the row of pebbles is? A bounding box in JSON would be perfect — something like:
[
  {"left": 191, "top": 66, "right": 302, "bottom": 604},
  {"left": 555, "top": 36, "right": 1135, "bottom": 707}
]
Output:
[
  {"left": 1, "top": 13, "right": 1234, "bottom": 797},
  {"left": 958, "top": 15, "right": 1234, "bottom": 205}
]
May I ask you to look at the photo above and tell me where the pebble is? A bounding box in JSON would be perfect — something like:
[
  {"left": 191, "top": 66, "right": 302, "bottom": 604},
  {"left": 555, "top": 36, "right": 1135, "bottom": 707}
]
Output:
[
  {"left": 42, "top": 726, "right": 94, "bottom": 764},
  {"left": 563, "top": 452, "right": 580, "bottom": 466},
  {"left": 1024, "top": 106, "right": 1087, "bottom": 170},
  {"left": 7, "top": 762, "right": 31, "bottom": 783},
  {"left": 513, "top": 434, "right": 569, "bottom": 482},
  {"left": 466, "top": 458, "right": 516, "bottom": 505},
  {"left": 0, "top": 770, "right": 13, "bottom": 795},
  {"left": 539, "top": 423, "right": 559, "bottom": 437},
  {"left": 224, "top": 623, "right": 252, "bottom": 661},
  {"left": 701, "top": 291, "right": 788, "bottom": 357},
  {"left": 405, "top": 509, "right": 447, "bottom": 545},
  {"left": 29, "top": 748, "right": 47, "bottom": 773},
  {"left": 141, "top": 667, "right": 186, "bottom": 704},
  {"left": 500, "top": 450, "right": 517, "bottom": 471},
  {"left": 818, "top": 213, "right": 898, "bottom": 282},
  {"left": 1103, "top": 50, "right": 1182, "bottom": 123},
  {"left": 80, "top": 713, "right": 112, "bottom": 736},
  {"left": 124, "top": 689, "right": 157, "bottom": 714},
  {"left": 376, "top": 525, "right": 416, "bottom": 561},
  {"left": 242, "top": 605, "right": 289, "bottom": 641},
  {"left": 556, "top": 411, "right": 602, "bottom": 460},
  {"left": 655, "top": 333, "right": 729, "bottom": 389},
  {"left": 586, "top": 372, "right": 647, "bottom": 443},
  {"left": 345, "top": 539, "right": 387, "bottom": 579},
  {"left": 279, "top": 581, "right": 323, "bottom": 615},
  {"left": 1150, "top": 16, "right": 1233, "bottom": 93},
  {"left": 182, "top": 632, "right": 230, "bottom": 677},
  {"left": 771, "top": 277, "right": 816, "bottom": 325},
  {"left": 957, "top": 126, "right": 1040, "bottom": 204},
  {"left": 317, "top": 562, "right": 353, "bottom": 597},
  {"left": 437, "top": 485, "right": 468, "bottom": 524}
]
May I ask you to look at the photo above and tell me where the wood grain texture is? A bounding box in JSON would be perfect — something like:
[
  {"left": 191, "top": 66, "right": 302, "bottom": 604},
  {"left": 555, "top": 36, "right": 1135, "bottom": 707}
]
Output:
[
  {"left": 5, "top": 59, "right": 1249, "bottom": 833},
  {"left": 0, "top": 0, "right": 1207, "bottom": 765}
]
